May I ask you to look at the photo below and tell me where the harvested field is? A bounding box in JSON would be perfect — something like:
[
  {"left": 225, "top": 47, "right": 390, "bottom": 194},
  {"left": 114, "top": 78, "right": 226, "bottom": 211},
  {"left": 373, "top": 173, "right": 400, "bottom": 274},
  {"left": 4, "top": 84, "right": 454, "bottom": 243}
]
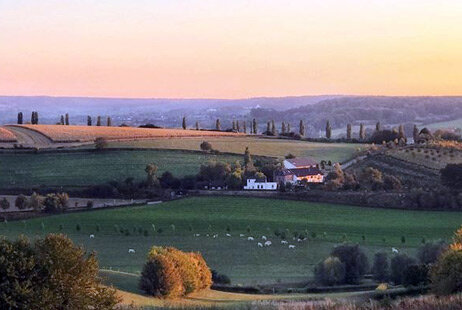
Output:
[
  {"left": 0, "top": 127, "right": 17, "bottom": 142},
  {"left": 8, "top": 125, "right": 242, "bottom": 143}
]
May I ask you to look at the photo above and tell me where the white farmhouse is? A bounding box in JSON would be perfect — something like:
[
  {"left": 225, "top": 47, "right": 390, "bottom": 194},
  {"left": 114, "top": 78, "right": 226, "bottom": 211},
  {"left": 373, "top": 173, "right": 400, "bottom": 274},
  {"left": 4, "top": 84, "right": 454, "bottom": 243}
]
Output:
[{"left": 243, "top": 178, "right": 278, "bottom": 191}]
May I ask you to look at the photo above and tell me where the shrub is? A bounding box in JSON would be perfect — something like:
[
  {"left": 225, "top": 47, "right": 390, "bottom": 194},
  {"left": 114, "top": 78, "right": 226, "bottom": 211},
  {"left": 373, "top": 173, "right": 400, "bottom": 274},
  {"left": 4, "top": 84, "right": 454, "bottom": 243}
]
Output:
[
  {"left": 431, "top": 249, "right": 462, "bottom": 295},
  {"left": 0, "top": 198, "right": 10, "bottom": 210},
  {"left": 391, "top": 254, "right": 416, "bottom": 285},
  {"left": 330, "top": 244, "right": 369, "bottom": 284},
  {"left": 15, "top": 194, "right": 29, "bottom": 210},
  {"left": 95, "top": 137, "right": 108, "bottom": 151},
  {"left": 314, "top": 256, "right": 346, "bottom": 286},
  {"left": 372, "top": 252, "right": 389, "bottom": 282},
  {"left": 200, "top": 141, "right": 213, "bottom": 152},
  {"left": 418, "top": 241, "right": 447, "bottom": 265},
  {"left": 212, "top": 270, "right": 231, "bottom": 284},
  {"left": 86, "top": 200, "right": 94, "bottom": 209},
  {"left": 139, "top": 246, "right": 212, "bottom": 298},
  {"left": 403, "top": 264, "right": 429, "bottom": 287}
]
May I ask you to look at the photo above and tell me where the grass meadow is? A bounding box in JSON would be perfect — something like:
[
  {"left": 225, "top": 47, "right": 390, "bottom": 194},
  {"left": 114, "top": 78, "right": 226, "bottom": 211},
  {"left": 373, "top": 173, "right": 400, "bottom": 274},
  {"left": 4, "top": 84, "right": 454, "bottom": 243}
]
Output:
[
  {"left": 0, "top": 149, "right": 241, "bottom": 189},
  {"left": 1, "top": 196, "right": 460, "bottom": 290}
]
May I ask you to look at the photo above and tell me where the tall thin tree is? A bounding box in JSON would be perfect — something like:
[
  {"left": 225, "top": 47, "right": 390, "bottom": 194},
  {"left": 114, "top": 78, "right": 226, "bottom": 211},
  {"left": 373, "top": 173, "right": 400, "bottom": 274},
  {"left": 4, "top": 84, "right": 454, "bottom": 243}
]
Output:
[
  {"left": 87, "top": 116, "right": 92, "bottom": 126},
  {"left": 17, "top": 112, "right": 23, "bottom": 124},
  {"left": 243, "top": 121, "right": 247, "bottom": 133},
  {"left": 65, "top": 113, "right": 69, "bottom": 125},
  {"left": 60, "top": 115, "right": 65, "bottom": 125},
  {"left": 376, "top": 122, "right": 381, "bottom": 132},
  {"left": 96, "top": 116, "right": 101, "bottom": 126},
  {"left": 299, "top": 120, "right": 305, "bottom": 136},
  {"left": 281, "top": 122, "right": 286, "bottom": 135},
  {"left": 252, "top": 119, "right": 257, "bottom": 134},
  {"left": 195, "top": 121, "right": 199, "bottom": 130},
  {"left": 216, "top": 119, "right": 221, "bottom": 131},
  {"left": 182, "top": 117, "right": 187, "bottom": 130},
  {"left": 326, "top": 120, "right": 332, "bottom": 139},
  {"left": 359, "top": 123, "right": 366, "bottom": 140},
  {"left": 107, "top": 117, "right": 112, "bottom": 126},
  {"left": 347, "top": 124, "right": 352, "bottom": 140}
]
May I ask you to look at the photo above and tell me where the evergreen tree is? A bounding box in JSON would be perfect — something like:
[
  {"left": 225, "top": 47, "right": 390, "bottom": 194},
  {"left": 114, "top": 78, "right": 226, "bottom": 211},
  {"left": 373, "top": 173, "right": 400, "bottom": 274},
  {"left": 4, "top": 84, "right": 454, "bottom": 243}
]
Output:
[
  {"left": 87, "top": 116, "right": 92, "bottom": 126},
  {"left": 376, "top": 122, "right": 381, "bottom": 131},
  {"left": 287, "top": 123, "right": 291, "bottom": 133},
  {"left": 326, "top": 120, "right": 332, "bottom": 139},
  {"left": 347, "top": 124, "right": 352, "bottom": 140},
  {"left": 413, "top": 124, "right": 419, "bottom": 142},
  {"left": 236, "top": 121, "right": 240, "bottom": 132},
  {"left": 96, "top": 116, "right": 101, "bottom": 126},
  {"left": 232, "top": 120, "right": 236, "bottom": 131},
  {"left": 65, "top": 113, "right": 69, "bottom": 125},
  {"left": 195, "top": 121, "right": 199, "bottom": 130},
  {"left": 266, "top": 121, "right": 271, "bottom": 134},
  {"left": 216, "top": 119, "right": 221, "bottom": 131},
  {"left": 252, "top": 118, "right": 257, "bottom": 134},
  {"left": 399, "top": 124, "right": 405, "bottom": 139},
  {"left": 299, "top": 120, "right": 305, "bottom": 136},
  {"left": 107, "top": 117, "right": 112, "bottom": 126},
  {"left": 243, "top": 121, "right": 247, "bottom": 133},
  {"left": 17, "top": 112, "right": 23, "bottom": 124},
  {"left": 60, "top": 115, "right": 65, "bottom": 125},
  {"left": 271, "top": 120, "right": 276, "bottom": 135},
  {"left": 359, "top": 123, "right": 366, "bottom": 140},
  {"left": 244, "top": 147, "right": 255, "bottom": 171},
  {"left": 281, "top": 122, "right": 286, "bottom": 135},
  {"left": 182, "top": 117, "right": 187, "bottom": 130}
]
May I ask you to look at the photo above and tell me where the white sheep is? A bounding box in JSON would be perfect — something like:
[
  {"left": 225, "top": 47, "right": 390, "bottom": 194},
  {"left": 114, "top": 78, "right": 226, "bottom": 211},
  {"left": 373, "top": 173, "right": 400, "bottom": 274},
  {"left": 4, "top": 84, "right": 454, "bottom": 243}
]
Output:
[
  {"left": 257, "top": 242, "right": 263, "bottom": 247},
  {"left": 262, "top": 236, "right": 267, "bottom": 240},
  {"left": 392, "top": 247, "right": 399, "bottom": 254},
  {"left": 239, "top": 234, "right": 245, "bottom": 237},
  {"left": 89, "top": 234, "right": 95, "bottom": 239},
  {"left": 297, "top": 238, "right": 303, "bottom": 242},
  {"left": 288, "top": 245, "right": 296, "bottom": 249},
  {"left": 128, "top": 249, "right": 136, "bottom": 254},
  {"left": 247, "top": 236, "right": 254, "bottom": 241},
  {"left": 213, "top": 234, "right": 218, "bottom": 238},
  {"left": 281, "top": 240, "right": 288, "bottom": 244},
  {"left": 226, "top": 233, "right": 231, "bottom": 237},
  {"left": 194, "top": 233, "right": 200, "bottom": 237},
  {"left": 264, "top": 241, "right": 272, "bottom": 247}
]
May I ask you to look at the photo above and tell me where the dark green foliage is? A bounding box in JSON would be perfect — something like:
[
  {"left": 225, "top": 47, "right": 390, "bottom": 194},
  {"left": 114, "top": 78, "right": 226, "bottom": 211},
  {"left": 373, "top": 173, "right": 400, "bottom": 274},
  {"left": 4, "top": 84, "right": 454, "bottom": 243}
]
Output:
[
  {"left": 212, "top": 270, "right": 231, "bottom": 284},
  {"left": 372, "top": 252, "right": 389, "bottom": 282},
  {"left": 417, "top": 241, "right": 447, "bottom": 265},
  {"left": 15, "top": 194, "right": 29, "bottom": 210},
  {"left": 200, "top": 141, "right": 213, "bottom": 152},
  {"left": 0, "top": 198, "right": 10, "bottom": 210},
  {"left": 17, "top": 112, "right": 23, "bottom": 124},
  {"left": 315, "top": 256, "right": 346, "bottom": 286},
  {"left": 403, "top": 264, "right": 429, "bottom": 287},
  {"left": 42, "top": 193, "right": 69, "bottom": 213},
  {"left": 391, "top": 254, "right": 416, "bottom": 285},
  {"left": 330, "top": 244, "right": 369, "bottom": 284},
  {"left": 441, "top": 164, "right": 462, "bottom": 190}
]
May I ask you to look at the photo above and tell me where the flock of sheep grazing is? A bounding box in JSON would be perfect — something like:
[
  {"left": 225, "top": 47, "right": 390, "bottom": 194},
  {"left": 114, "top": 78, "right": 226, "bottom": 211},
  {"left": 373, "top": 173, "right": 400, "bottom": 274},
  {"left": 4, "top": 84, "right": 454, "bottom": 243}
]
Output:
[{"left": 192, "top": 232, "right": 301, "bottom": 249}]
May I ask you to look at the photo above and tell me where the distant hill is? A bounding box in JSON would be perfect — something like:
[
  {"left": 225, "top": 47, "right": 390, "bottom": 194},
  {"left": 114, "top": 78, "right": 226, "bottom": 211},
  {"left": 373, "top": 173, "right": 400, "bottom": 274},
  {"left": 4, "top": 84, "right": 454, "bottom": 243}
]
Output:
[{"left": 250, "top": 96, "right": 462, "bottom": 136}]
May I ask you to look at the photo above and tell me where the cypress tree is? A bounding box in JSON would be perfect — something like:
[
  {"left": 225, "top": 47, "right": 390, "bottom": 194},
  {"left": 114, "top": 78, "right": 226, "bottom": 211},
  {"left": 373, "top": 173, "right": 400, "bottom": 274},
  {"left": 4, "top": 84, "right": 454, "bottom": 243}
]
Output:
[
  {"left": 347, "top": 124, "right": 352, "bottom": 140},
  {"left": 232, "top": 120, "right": 236, "bottom": 131},
  {"left": 326, "top": 120, "right": 332, "bottom": 139},
  {"left": 252, "top": 119, "right": 257, "bottom": 134},
  {"left": 299, "top": 120, "right": 305, "bottom": 136},
  {"left": 281, "top": 122, "right": 286, "bottom": 135},
  {"left": 243, "top": 121, "right": 247, "bottom": 133},
  {"left": 195, "top": 121, "right": 199, "bottom": 130},
  {"left": 96, "top": 116, "right": 101, "bottom": 126},
  {"left": 107, "top": 117, "right": 112, "bottom": 127},
  {"left": 271, "top": 120, "right": 276, "bottom": 135},
  {"left": 266, "top": 121, "right": 271, "bottom": 134},
  {"left": 216, "top": 119, "right": 221, "bottom": 131},
  {"left": 376, "top": 122, "right": 381, "bottom": 132},
  {"left": 87, "top": 116, "right": 92, "bottom": 126},
  {"left": 359, "top": 123, "right": 366, "bottom": 140},
  {"left": 236, "top": 121, "right": 240, "bottom": 132},
  {"left": 287, "top": 123, "right": 291, "bottom": 133},
  {"left": 17, "top": 112, "right": 23, "bottom": 124},
  {"left": 182, "top": 117, "right": 187, "bottom": 130},
  {"left": 413, "top": 124, "right": 419, "bottom": 143},
  {"left": 65, "top": 113, "right": 69, "bottom": 125},
  {"left": 60, "top": 115, "right": 65, "bottom": 125}
]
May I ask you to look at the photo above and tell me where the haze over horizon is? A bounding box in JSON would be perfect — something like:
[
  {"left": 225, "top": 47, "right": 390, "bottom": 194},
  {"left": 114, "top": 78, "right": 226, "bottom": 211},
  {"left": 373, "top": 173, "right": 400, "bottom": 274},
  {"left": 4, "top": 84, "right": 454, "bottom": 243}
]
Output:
[{"left": 2, "top": 0, "right": 462, "bottom": 99}]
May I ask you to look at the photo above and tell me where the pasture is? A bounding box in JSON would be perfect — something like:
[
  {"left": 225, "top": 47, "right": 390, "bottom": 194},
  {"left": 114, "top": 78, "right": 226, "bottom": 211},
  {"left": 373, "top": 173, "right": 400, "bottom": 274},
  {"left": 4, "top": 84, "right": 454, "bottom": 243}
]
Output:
[
  {"left": 0, "top": 149, "right": 241, "bottom": 189},
  {"left": 425, "top": 118, "right": 462, "bottom": 131},
  {"left": 108, "top": 137, "right": 363, "bottom": 163},
  {"left": 387, "top": 145, "right": 462, "bottom": 170},
  {"left": 1, "top": 196, "right": 460, "bottom": 289}
]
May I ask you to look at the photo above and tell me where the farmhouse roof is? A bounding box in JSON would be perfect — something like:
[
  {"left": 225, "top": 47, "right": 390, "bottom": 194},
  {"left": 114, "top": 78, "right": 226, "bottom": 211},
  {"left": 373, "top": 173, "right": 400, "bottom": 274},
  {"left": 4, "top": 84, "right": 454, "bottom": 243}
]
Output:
[
  {"left": 285, "top": 157, "right": 318, "bottom": 167},
  {"left": 275, "top": 167, "right": 323, "bottom": 177}
]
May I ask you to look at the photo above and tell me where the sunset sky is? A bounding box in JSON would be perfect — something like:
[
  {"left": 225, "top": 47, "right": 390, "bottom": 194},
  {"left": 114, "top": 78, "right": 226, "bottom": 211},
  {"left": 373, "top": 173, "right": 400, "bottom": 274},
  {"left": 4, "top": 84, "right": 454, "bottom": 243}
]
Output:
[{"left": 1, "top": 0, "right": 462, "bottom": 98}]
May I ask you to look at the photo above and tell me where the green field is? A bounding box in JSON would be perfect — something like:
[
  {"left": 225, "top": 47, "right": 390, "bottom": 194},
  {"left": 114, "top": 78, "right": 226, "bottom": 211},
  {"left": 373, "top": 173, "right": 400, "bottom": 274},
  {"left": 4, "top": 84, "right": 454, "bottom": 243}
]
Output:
[
  {"left": 108, "top": 136, "right": 363, "bottom": 163},
  {"left": 0, "top": 149, "right": 241, "bottom": 189},
  {"left": 1, "top": 197, "right": 460, "bottom": 289},
  {"left": 425, "top": 118, "right": 462, "bottom": 130}
]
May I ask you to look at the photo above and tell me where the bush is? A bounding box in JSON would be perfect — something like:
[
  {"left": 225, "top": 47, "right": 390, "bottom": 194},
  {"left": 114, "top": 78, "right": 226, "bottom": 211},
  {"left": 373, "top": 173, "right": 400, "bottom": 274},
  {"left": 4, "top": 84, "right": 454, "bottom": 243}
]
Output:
[
  {"left": 391, "top": 254, "right": 416, "bottom": 285},
  {"left": 330, "top": 244, "right": 369, "bottom": 284},
  {"left": 314, "top": 256, "right": 346, "bottom": 286},
  {"left": 42, "top": 193, "right": 69, "bottom": 213},
  {"left": 372, "top": 252, "right": 389, "bottom": 282},
  {"left": 211, "top": 270, "right": 231, "bottom": 284},
  {"left": 200, "top": 141, "right": 213, "bottom": 152},
  {"left": 0, "top": 198, "right": 10, "bottom": 210},
  {"left": 95, "top": 137, "right": 108, "bottom": 151},
  {"left": 139, "top": 246, "right": 212, "bottom": 298},
  {"left": 418, "top": 241, "right": 447, "bottom": 265},
  {"left": 15, "top": 194, "right": 29, "bottom": 210},
  {"left": 86, "top": 200, "right": 94, "bottom": 209},
  {"left": 431, "top": 249, "right": 462, "bottom": 295},
  {"left": 403, "top": 264, "right": 429, "bottom": 287}
]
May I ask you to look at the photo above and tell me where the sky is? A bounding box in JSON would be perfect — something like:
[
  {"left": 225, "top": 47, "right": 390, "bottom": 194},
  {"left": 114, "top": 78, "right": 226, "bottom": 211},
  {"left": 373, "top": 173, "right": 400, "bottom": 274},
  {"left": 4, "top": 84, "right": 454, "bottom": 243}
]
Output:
[{"left": 1, "top": 0, "right": 462, "bottom": 99}]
